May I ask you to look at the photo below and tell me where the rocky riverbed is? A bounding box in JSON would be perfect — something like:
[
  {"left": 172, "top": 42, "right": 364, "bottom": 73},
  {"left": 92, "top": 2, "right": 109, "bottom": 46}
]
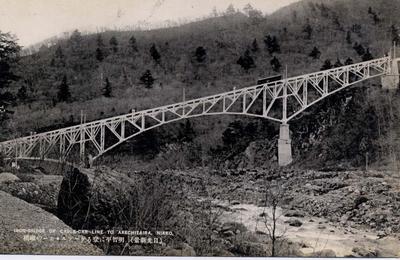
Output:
[
  {"left": 217, "top": 201, "right": 400, "bottom": 257},
  {"left": 98, "top": 166, "right": 399, "bottom": 256},
  {"left": 166, "top": 167, "right": 400, "bottom": 236},
  {"left": 0, "top": 166, "right": 399, "bottom": 257}
]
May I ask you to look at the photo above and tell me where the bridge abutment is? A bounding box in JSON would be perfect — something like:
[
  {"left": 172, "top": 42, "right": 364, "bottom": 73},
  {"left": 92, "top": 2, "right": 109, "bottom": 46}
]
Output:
[{"left": 278, "top": 123, "right": 292, "bottom": 166}]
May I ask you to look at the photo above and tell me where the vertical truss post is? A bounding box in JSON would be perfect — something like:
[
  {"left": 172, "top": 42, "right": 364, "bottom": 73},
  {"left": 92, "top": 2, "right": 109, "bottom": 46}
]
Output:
[
  {"left": 121, "top": 121, "right": 125, "bottom": 139},
  {"left": 79, "top": 126, "right": 85, "bottom": 165},
  {"left": 100, "top": 124, "right": 105, "bottom": 154},
  {"left": 242, "top": 93, "right": 246, "bottom": 113},
  {"left": 141, "top": 113, "right": 145, "bottom": 129},
  {"left": 39, "top": 139, "right": 44, "bottom": 160},
  {"left": 182, "top": 87, "right": 186, "bottom": 116},
  {"left": 282, "top": 82, "right": 288, "bottom": 121},
  {"left": 13, "top": 144, "right": 18, "bottom": 168},
  {"left": 59, "top": 134, "right": 65, "bottom": 162},
  {"left": 262, "top": 87, "right": 267, "bottom": 116},
  {"left": 303, "top": 79, "right": 308, "bottom": 107},
  {"left": 323, "top": 74, "right": 328, "bottom": 94}
]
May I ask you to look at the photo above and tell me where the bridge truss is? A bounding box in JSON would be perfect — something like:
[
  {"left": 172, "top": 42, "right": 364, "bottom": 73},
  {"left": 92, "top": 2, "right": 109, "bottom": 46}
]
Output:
[{"left": 0, "top": 56, "right": 397, "bottom": 165}]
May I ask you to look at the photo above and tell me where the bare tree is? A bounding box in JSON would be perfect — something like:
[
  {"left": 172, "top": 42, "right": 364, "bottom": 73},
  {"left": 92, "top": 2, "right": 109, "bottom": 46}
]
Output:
[{"left": 261, "top": 180, "right": 287, "bottom": 257}]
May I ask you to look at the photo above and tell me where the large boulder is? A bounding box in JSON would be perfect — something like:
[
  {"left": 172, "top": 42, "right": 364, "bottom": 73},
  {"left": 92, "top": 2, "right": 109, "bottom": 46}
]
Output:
[
  {"left": 309, "top": 249, "right": 336, "bottom": 257},
  {"left": 163, "top": 242, "right": 196, "bottom": 256},
  {"left": 285, "top": 218, "right": 303, "bottom": 227},
  {"left": 230, "top": 240, "right": 267, "bottom": 256},
  {"left": 0, "top": 190, "right": 102, "bottom": 255},
  {"left": 352, "top": 247, "right": 382, "bottom": 257},
  {"left": 0, "top": 172, "right": 20, "bottom": 184}
]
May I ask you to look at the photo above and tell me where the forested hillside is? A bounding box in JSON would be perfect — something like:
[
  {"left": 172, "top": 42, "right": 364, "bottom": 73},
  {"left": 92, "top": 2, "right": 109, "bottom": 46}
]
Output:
[{"left": 1, "top": 0, "right": 400, "bottom": 169}]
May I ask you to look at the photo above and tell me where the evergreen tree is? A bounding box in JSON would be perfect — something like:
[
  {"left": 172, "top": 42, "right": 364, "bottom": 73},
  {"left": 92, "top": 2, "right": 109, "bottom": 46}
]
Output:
[
  {"left": 243, "top": 3, "right": 254, "bottom": 16},
  {"left": 362, "top": 48, "right": 374, "bottom": 61},
  {"left": 150, "top": 44, "right": 161, "bottom": 63},
  {"left": 0, "top": 31, "right": 20, "bottom": 89},
  {"left": 270, "top": 56, "right": 281, "bottom": 72},
  {"left": 332, "top": 16, "right": 343, "bottom": 31},
  {"left": 309, "top": 46, "right": 321, "bottom": 59},
  {"left": 303, "top": 24, "right": 313, "bottom": 39},
  {"left": 264, "top": 35, "right": 280, "bottom": 54},
  {"left": 351, "top": 24, "right": 362, "bottom": 36},
  {"left": 140, "top": 70, "right": 155, "bottom": 88},
  {"left": 178, "top": 120, "right": 196, "bottom": 142},
  {"left": 243, "top": 3, "right": 262, "bottom": 19},
  {"left": 97, "top": 34, "right": 105, "bottom": 48},
  {"left": 271, "top": 36, "right": 280, "bottom": 53},
  {"left": 391, "top": 24, "right": 400, "bottom": 44},
  {"left": 346, "top": 31, "right": 352, "bottom": 44},
  {"left": 102, "top": 78, "right": 112, "bottom": 97},
  {"left": 95, "top": 34, "right": 106, "bottom": 61},
  {"left": 70, "top": 29, "right": 82, "bottom": 42},
  {"left": 334, "top": 58, "right": 343, "bottom": 68},
  {"left": 53, "top": 45, "right": 65, "bottom": 67},
  {"left": 129, "top": 36, "right": 138, "bottom": 53},
  {"left": 237, "top": 49, "right": 255, "bottom": 72},
  {"left": 251, "top": 38, "right": 259, "bottom": 52},
  {"left": 57, "top": 75, "right": 71, "bottom": 102},
  {"left": 195, "top": 46, "right": 207, "bottom": 62},
  {"left": 109, "top": 36, "right": 118, "bottom": 53},
  {"left": 225, "top": 4, "right": 235, "bottom": 15},
  {"left": 344, "top": 57, "right": 354, "bottom": 65},
  {"left": 95, "top": 48, "right": 104, "bottom": 61},
  {"left": 17, "top": 85, "right": 28, "bottom": 102},
  {"left": 55, "top": 45, "right": 64, "bottom": 59},
  {"left": 353, "top": 42, "right": 366, "bottom": 56},
  {"left": 372, "top": 13, "right": 380, "bottom": 24},
  {"left": 69, "top": 29, "right": 82, "bottom": 54},
  {"left": 321, "top": 59, "right": 333, "bottom": 70},
  {"left": 264, "top": 35, "right": 272, "bottom": 51},
  {"left": 367, "top": 7, "right": 380, "bottom": 24}
]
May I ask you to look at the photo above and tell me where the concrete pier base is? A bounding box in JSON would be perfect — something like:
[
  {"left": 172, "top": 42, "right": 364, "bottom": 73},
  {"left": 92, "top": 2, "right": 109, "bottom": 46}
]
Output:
[
  {"left": 382, "top": 59, "right": 399, "bottom": 90},
  {"left": 278, "top": 123, "right": 292, "bottom": 166}
]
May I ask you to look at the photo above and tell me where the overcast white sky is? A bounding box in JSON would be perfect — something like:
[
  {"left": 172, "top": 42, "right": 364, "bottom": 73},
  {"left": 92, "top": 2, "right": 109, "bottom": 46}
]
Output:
[{"left": 0, "top": 0, "right": 299, "bottom": 47}]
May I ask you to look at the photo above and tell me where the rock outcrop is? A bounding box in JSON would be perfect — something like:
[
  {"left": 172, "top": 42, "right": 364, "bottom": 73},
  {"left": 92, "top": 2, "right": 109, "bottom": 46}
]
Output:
[
  {"left": 0, "top": 172, "right": 63, "bottom": 209},
  {"left": 57, "top": 166, "right": 136, "bottom": 229}
]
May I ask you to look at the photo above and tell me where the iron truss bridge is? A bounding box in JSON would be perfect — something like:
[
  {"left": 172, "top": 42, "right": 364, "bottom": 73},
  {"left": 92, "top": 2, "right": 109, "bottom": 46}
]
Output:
[{"left": 0, "top": 56, "right": 398, "bottom": 166}]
